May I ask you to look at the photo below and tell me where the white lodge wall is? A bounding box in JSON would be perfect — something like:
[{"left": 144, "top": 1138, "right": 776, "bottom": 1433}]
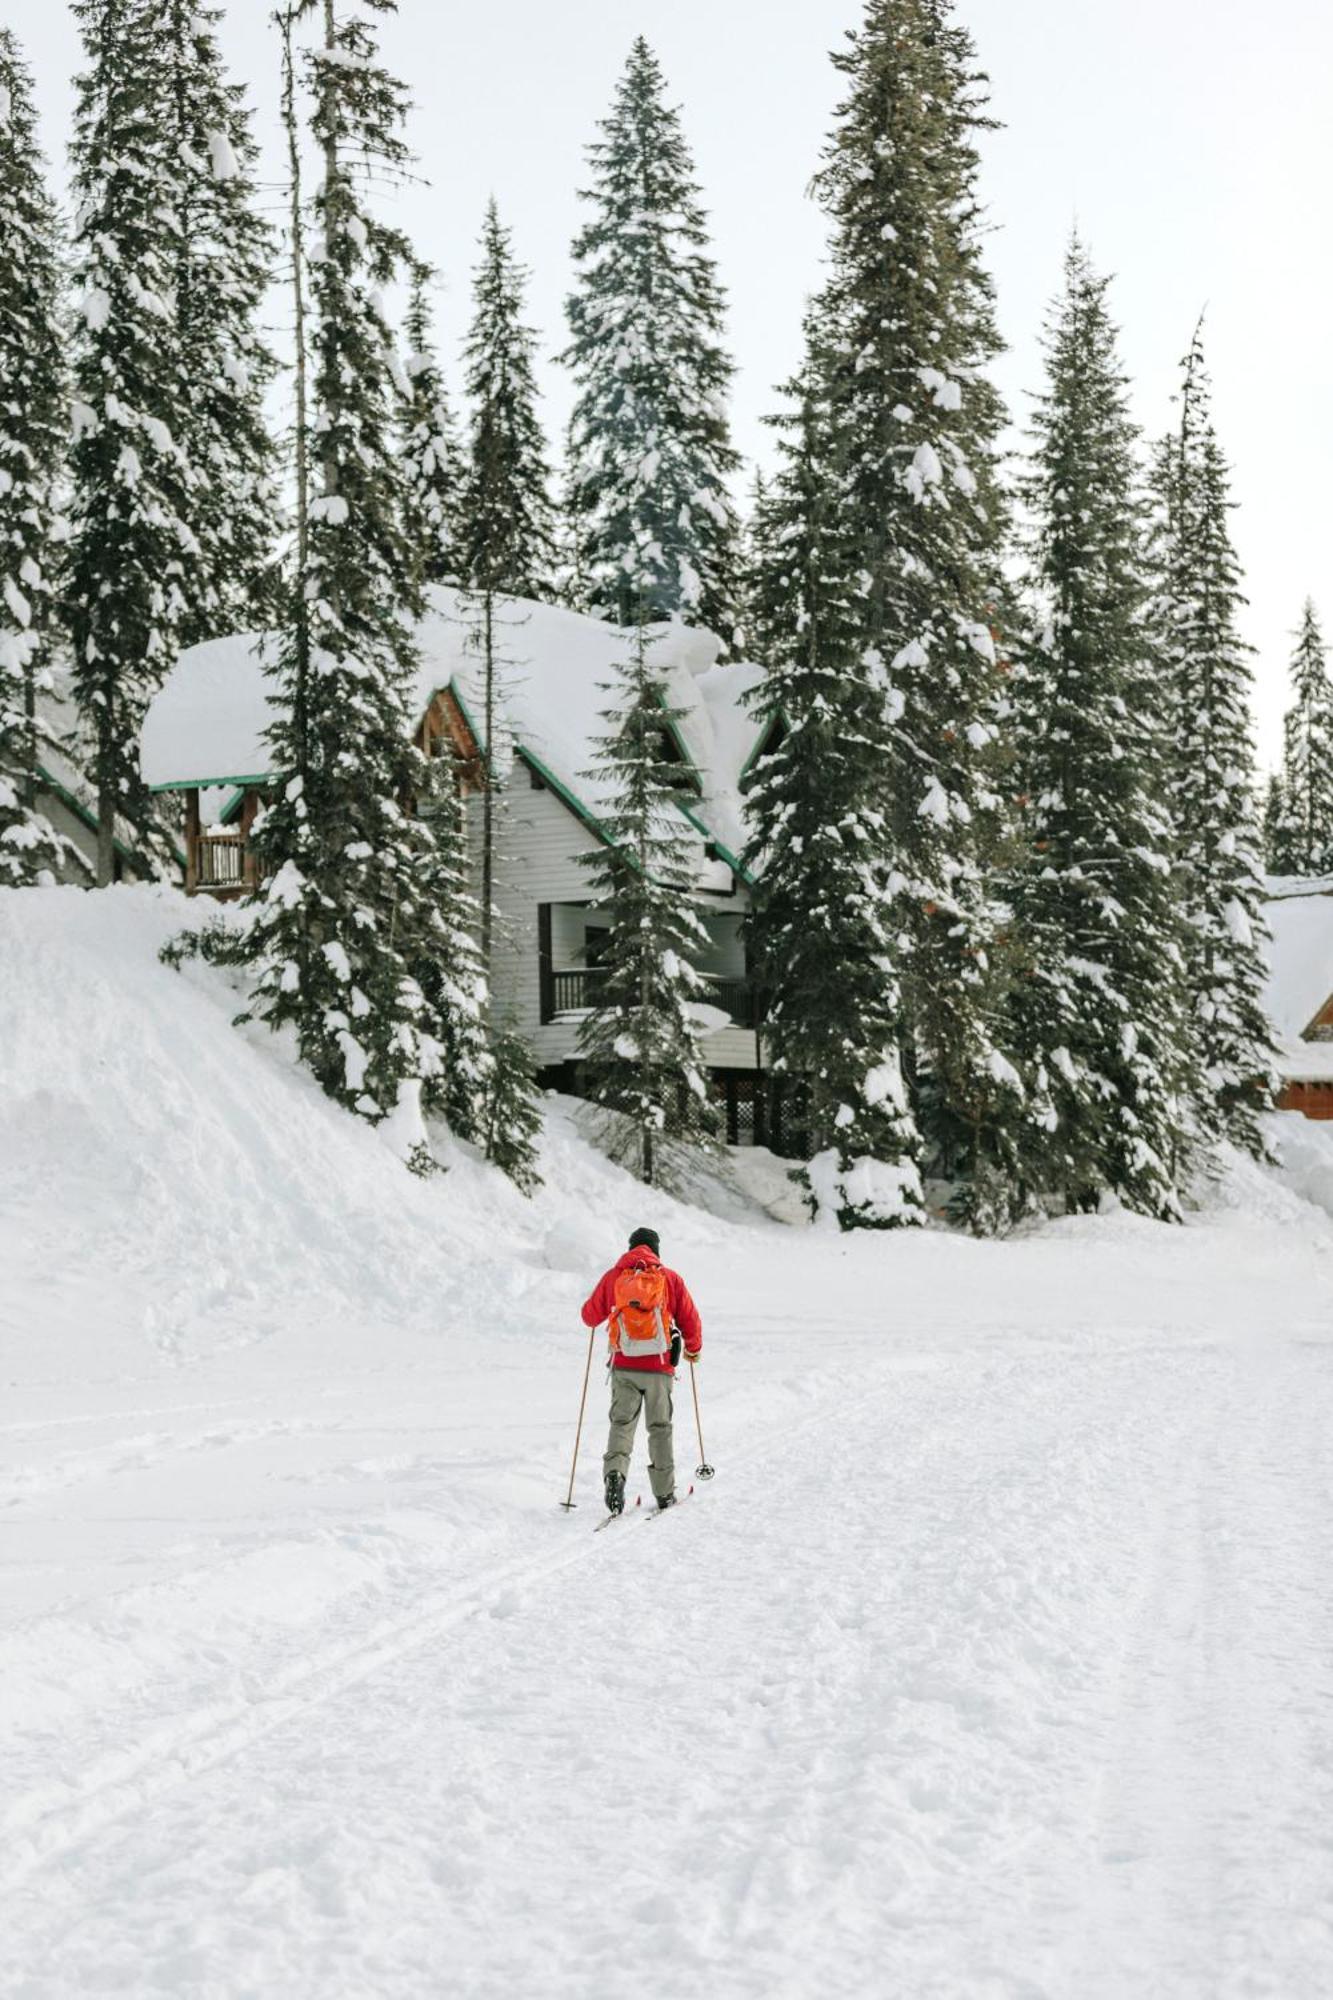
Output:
[{"left": 468, "top": 772, "right": 764, "bottom": 1077}]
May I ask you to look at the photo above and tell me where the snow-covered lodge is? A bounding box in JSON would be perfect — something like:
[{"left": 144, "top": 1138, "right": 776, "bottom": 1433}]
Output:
[
  {"left": 131, "top": 597, "right": 1333, "bottom": 1143},
  {"left": 140, "top": 589, "right": 789, "bottom": 1146}
]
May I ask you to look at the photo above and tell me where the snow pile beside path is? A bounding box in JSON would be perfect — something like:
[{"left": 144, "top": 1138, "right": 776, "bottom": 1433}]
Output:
[
  {"left": 0, "top": 886, "right": 770, "bottom": 1390},
  {"left": 1269, "top": 1113, "right": 1333, "bottom": 1220}
]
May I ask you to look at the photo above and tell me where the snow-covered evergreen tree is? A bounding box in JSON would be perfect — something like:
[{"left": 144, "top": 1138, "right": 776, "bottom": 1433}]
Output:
[
  {"left": 742, "top": 304, "right": 924, "bottom": 1228},
  {"left": 459, "top": 200, "right": 556, "bottom": 602},
  {"left": 453, "top": 210, "right": 552, "bottom": 1182},
  {"left": 1012, "top": 239, "right": 1192, "bottom": 1218},
  {"left": 0, "top": 28, "right": 74, "bottom": 886},
  {"left": 1272, "top": 599, "right": 1333, "bottom": 876},
  {"left": 203, "top": 0, "right": 486, "bottom": 1158},
  {"left": 791, "top": 0, "right": 1025, "bottom": 1227},
  {"left": 1151, "top": 324, "right": 1274, "bottom": 1157},
  {"left": 482, "top": 1022, "right": 543, "bottom": 1194},
  {"left": 563, "top": 37, "right": 740, "bottom": 643},
  {"left": 1263, "top": 771, "right": 1287, "bottom": 873},
  {"left": 578, "top": 610, "right": 721, "bottom": 1186},
  {"left": 412, "top": 750, "right": 493, "bottom": 1148},
  {"left": 164, "top": 0, "right": 279, "bottom": 644},
  {"left": 68, "top": 0, "right": 199, "bottom": 882},
  {"left": 401, "top": 268, "right": 465, "bottom": 592}
]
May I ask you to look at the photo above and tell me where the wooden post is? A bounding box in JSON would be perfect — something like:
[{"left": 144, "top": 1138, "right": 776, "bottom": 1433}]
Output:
[
  {"left": 538, "top": 903, "right": 554, "bottom": 1025},
  {"left": 239, "top": 789, "right": 260, "bottom": 892},
  {"left": 184, "top": 788, "right": 201, "bottom": 895}
]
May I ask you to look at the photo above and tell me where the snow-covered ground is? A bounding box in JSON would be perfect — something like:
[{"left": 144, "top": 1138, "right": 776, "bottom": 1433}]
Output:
[{"left": 3, "top": 887, "right": 1333, "bottom": 1998}]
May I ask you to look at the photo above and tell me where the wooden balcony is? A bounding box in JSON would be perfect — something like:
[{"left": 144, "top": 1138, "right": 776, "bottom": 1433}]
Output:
[{"left": 184, "top": 789, "right": 264, "bottom": 899}]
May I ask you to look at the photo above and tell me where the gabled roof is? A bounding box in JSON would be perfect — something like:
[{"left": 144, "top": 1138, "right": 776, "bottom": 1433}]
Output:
[
  {"left": 140, "top": 588, "right": 769, "bottom": 882},
  {"left": 1264, "top": 881, "right": 1333, "bottom": 1080}
]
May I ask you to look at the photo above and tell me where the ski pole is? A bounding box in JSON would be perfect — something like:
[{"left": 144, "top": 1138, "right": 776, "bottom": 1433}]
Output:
[
  {"left": 560, "top": 1325, "right": 597, "bottom": 1511},
  {"left": 689, "top": 1360, "right": 715, "bottom": 1480}
]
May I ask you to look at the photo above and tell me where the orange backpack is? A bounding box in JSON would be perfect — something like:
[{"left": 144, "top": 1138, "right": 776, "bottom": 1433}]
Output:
[{"left": 609, "top": 1263, "right": 671, "bottom": 1360}]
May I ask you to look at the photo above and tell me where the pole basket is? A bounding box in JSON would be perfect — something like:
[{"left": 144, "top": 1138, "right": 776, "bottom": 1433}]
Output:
[{"left": 696, "top": 1461, "right": 715, "bottom": 1480}]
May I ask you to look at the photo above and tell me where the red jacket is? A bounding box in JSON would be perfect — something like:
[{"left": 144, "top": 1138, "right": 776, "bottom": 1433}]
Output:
[{"left": 581, "top": 1247, "right": 703, "bottom": 1374}]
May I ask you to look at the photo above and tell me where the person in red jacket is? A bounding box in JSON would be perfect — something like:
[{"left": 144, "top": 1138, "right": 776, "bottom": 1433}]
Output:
[{"left": 581, "top": 1226, "right": 702, "bottom": 1516}]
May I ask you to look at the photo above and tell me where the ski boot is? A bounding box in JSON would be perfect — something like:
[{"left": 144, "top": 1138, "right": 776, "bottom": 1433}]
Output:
[
  {"left": 655, "top": 1492, "right": 677, "bottom": 1513},
  {"left": 604, "top": 1471, "right": 626, "bottom": 1517}
]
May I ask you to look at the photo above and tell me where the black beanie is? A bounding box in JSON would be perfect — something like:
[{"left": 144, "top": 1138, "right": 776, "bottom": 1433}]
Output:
[{"left": 628, "top": 1226, "right": 660, "bottom": 1256}]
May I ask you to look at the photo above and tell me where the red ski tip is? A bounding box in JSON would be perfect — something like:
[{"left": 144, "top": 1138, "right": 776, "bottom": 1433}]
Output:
[{"left": 635, "top": 1494, "right": 642, "bottom": 1507}]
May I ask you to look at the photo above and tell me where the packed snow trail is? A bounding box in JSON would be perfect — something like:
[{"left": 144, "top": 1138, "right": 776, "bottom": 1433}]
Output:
[
  {"left": 5, "top": 1329, "right": 1333, "bottom": 1997},
  {"left": 5, "top": 888, "right": 1333, "bottom": 1996}
]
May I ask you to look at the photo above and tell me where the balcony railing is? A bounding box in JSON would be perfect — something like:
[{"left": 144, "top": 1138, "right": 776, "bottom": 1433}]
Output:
[
  {"left": 189, "top": 831, "right": 263, "bottom": 896},
  {"left": 545, "top": 966, "right": 758, "bottom": 1029}
]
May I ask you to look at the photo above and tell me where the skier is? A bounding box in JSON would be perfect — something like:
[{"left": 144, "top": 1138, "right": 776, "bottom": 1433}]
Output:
[{"left": 581, "top": 1226, "right": 702, "bottom": 1516}]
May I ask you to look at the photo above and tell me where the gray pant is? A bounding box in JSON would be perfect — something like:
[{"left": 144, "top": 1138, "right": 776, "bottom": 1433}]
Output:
[{"left": 604, "top": 1368, "right": 675, "bottom": 1502}]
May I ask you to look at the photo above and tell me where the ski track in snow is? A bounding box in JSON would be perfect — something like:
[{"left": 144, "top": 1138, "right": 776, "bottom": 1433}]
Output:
[
  {"left": 4, "top": 888, "right": 1333, "bottom": 1996},
  {"left": 4, "top": 1339, "right": 1333, "bottom": 1999}
]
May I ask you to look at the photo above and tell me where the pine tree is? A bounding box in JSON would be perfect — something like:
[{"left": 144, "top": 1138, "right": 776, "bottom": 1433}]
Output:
[
  {"left": 163, "top": 0, "right": 279, "bottom": 643},
  {"left": 459, "top": 199, "right": 556, "bottom": 602},
  {"left": 1151, "top": 324, "right": 1274, "bottom": 1157},
  {"left": 482, "top": 1022, "right": 544, "bottom": 1193},
  {"left": 563, "top": 38, "right": 739, "bottom": 642},
  {"left": 0, "top": 29, "right": 75, "bottom": 886},
  {"left": 783, "top": 0, "right": 1025, "bottom": 1227},
  {"left": 1011, "top": 239, "right": 1192, "bottom": 1218},
  {"left": 578, "top": 609, "right": 721, "bottom": 1186},
  {"left": 401, "top": 268, "right": 465, "bottom": 592},
  {"left": 1272, "top": 600, "right": 1333, "bottom": 876},
  {"left": 412, "top": 750, "right": 493, "bottom": 1146},
  {"left": 742, "top": 304, "right": 924, "bottom": 1228},
  {"left": 454, "top": 206, "right": 552, "bottom": 1185},
  {"left": 199, "top": 0, "right": 488, "bottom": 1156},
  {"left": 1263, "top": 771, "right": 1287, "bottom": 873},
  {"left": 67, "top": 0, "right": 199, "bottom": 882}
]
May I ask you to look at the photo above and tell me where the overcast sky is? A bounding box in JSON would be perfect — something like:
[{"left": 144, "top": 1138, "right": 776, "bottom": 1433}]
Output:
[{"left": 20, "top": 0, "right": 1332, "bottom": 766}]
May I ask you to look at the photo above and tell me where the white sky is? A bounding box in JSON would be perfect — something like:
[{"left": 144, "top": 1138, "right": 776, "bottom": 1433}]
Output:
[{"left": 20, "top": 0, "right": 1332, "bottom": 766}]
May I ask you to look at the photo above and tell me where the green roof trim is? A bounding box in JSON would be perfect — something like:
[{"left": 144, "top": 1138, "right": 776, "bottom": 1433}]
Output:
[
  {"left": 148, "top": 772, "right": 276, "bottom": 794},
  {"left": 513, "top": 744, "right": 618, "bottom": 851},
  {"left": 37, "top": 762, "right": 185, "bottom": 869},
  {"left": 738, "top": 707, "right": 789, "bottom": 785},
  {"left": 677, "top": 800, "right": 753, "bottom": 888}
]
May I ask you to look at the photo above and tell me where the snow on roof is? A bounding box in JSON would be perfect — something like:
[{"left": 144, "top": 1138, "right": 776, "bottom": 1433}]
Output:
[
  {"left": 141, "top": 588, "right": 768, "bottom": 874},
  {"left": 141, "top": 630, "right": 281, "bottom": 791},
  {"left": 1264, "top": 884, "right": 1333, "bottom": 1079}
]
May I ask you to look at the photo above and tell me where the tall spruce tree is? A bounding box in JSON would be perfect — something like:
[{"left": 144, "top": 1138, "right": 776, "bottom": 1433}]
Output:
[
  {"left": 743, "top": 302, "right": 925, "bottom": 1228},
  {"left": 460, "top": 199, "right": 556, "bottom": 603},
  {"left": 1263, "top": 770, "right": 1286, "bottom": 873},
  {"left": 202, "top": 0, "right": 487, "bottom": 1157},
  {"left": 0, "top": 29, "right": 74, "bottom": 886},
  {"left": 756, "top": 0, "right": 1025, "bottom": 1229},
  {"left": 1151, "top": 324, "right": 1274, "bottom": 1157},
  {"left": 401, "top": 268, "right": 465, "bottom": 592},
  {"left": 456, "top": 204, "right": 553, "bottom": 1187},
  {"left": 1012, "top": 239, "right": 1192, "bottom": 1218},
  {"left": 164, "top": 0, "right": 279, "bottom": 644},
  {"left": 578, "top": 609, "right": 721, "bottom": 1186},
  {"left": 563, "top": 37, "right": 740, "bottom": 643},
  {"left": 68, "top": 0, "right": 199, "bottom": 882},
  {"left": 1272, "top": 600, "right": 1333, "bottom": 876}
]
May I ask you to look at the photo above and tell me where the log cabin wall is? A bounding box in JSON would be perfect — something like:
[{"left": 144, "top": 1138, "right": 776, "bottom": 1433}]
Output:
[{"left": 1277, "top": 1080, "right": 1333, "bottom": 1119}]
